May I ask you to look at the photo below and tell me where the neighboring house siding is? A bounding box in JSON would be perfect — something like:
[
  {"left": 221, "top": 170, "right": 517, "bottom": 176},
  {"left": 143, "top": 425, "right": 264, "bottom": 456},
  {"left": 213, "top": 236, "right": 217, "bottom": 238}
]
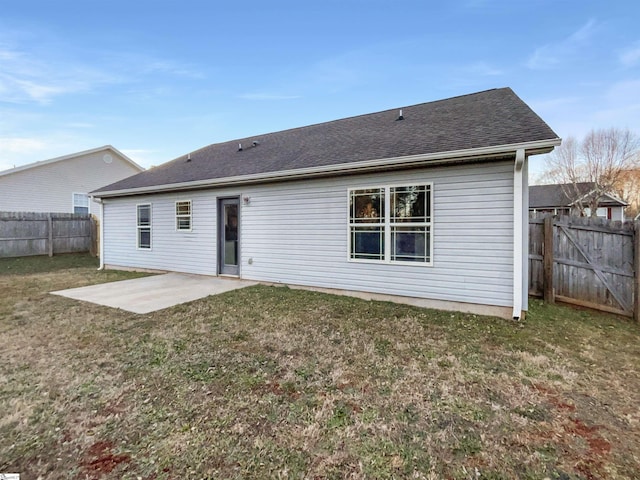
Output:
[
  {"left": 611, "top": 207, "right": 624, "bottom": 221},
  {"left": 0, "top": 150, "right": 141, "bottom": 219},
  {"left": 103, "top": 160, "right": 514, "bottom": 307}
]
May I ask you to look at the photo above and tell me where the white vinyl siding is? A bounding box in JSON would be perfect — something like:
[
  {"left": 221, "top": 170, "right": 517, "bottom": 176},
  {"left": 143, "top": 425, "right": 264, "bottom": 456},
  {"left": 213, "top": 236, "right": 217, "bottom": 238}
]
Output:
[
  {"left": 103, "top": 192, "right": 217, "bottom": 275},
  {"left": 102, "top": 160, "right": 515, "bottom": 307}
]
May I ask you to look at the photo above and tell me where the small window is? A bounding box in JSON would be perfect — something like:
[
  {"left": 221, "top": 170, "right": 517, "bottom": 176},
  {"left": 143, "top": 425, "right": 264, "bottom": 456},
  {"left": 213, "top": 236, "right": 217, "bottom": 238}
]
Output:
[
  {"left": 348, "top": 184, "right": 432, "bottom": 264},
  {"left": 137, "top": 204, "right": 151, "bottom": 249},
  {"left": 176, "top": 200, "right": 192, "bottom": 230},
  {"left": 73, "top": 193, "right": 89, "bottom": 215}
]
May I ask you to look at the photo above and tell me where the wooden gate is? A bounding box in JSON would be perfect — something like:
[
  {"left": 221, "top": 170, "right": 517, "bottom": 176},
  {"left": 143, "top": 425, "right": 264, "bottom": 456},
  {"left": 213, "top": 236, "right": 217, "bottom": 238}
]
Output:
[{"left": 529, "top": 215, "right": 639, "bottom": 320}]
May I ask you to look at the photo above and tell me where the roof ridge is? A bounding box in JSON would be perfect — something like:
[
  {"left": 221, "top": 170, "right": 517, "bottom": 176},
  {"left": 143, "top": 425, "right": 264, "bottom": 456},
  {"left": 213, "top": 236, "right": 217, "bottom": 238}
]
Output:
[
  {"left": 0, "top": 145, "right": 144, "bottom": 177},
  {"left": 94, "top": 87, "right": 559, "bottom": 195},
  {"left": 188, "top": 88, "right": 507, "bottom": 155}
]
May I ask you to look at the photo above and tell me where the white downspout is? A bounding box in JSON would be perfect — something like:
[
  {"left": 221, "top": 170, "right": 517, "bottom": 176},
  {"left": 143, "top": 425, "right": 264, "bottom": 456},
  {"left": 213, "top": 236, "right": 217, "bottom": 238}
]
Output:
[
  {"left": 97, "top": 198, "right": 105, "bottom": 270},
  {"left": 513, "top": 149, "right": 525, "bottom": 320}
]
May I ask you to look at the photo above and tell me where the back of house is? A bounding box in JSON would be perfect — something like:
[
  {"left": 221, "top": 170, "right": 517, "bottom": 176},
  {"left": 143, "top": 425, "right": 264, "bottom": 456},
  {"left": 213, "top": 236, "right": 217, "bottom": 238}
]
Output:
[{"left": 93, "top": 88, "right": 560, "bottom": 320}]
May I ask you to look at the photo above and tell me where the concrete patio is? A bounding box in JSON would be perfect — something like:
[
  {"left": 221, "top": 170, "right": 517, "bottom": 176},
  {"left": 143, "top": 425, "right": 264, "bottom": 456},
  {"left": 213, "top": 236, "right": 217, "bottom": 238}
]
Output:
[{"left": 51, "top": 273, "right": 257, "bottom": 314}]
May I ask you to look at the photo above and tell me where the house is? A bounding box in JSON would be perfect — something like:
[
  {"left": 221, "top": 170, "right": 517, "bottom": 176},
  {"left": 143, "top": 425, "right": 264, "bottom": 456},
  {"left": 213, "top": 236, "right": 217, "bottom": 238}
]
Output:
[
  {"left": 0, "top": 145, "right": 144, "bottom": 220},
  {"left": 92, "top": 88, "right": 560, "bottom": 320},
  {"left": 529, "top": 183, "right": 627, "bottom": 220}
]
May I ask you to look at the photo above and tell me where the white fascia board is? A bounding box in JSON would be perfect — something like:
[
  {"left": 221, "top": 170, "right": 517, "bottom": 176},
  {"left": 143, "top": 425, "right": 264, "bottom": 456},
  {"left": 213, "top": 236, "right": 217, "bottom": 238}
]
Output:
[{"left": 93, "top": 138, "right": 561, "bottom": 198}]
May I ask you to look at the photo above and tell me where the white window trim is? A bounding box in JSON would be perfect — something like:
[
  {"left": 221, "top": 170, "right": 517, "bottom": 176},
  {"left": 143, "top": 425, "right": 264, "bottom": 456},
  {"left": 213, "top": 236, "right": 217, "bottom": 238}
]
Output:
[
  {"left": 175, "top": 200, "right": 193, "bottom": 232},
  {"left": 347, "top": 183, "right": 433, "bottom": 267},
  {"left": 137, "top": 203, "right": 152, "bottom": 250},
  {"left": 72, "top": 192, "right": 90, "bottom": 215}
]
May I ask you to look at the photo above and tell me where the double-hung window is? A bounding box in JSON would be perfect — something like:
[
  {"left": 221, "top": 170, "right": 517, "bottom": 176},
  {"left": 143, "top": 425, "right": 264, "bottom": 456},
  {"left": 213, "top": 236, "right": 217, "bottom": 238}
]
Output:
[
  {"left": 349, "top": 188, "right": 385, "bottom": 260},
  {"left": 73, "top": 193, "right": 89, "bottom": 215},
  {"left": 349, "top": 184, "right": 432, "bottom": 264},
  {"left": 176, "top": 200, "right": 192, "bottom": 231},
  {"left": 137, "top": 204, "right": 152, "bottom": 249}
]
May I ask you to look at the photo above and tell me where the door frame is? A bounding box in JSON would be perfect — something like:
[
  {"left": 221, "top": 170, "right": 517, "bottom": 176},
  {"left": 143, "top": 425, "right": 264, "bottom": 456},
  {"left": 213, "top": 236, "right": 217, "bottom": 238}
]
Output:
[{"left": 218, "top": 197, "right": 240, "bottom": 276}]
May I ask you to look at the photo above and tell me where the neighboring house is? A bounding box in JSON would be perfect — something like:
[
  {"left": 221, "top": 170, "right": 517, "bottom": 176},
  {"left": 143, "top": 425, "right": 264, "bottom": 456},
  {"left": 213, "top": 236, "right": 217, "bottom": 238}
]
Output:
[
  {"left": 529, "top": 183, "right": 627, "bottom": 221},
  {"left": 93, "top": 88, "right": 560, "bottom": 320},
  {"left": 0, "top": 146, "right": 144, "bottom": 220}
]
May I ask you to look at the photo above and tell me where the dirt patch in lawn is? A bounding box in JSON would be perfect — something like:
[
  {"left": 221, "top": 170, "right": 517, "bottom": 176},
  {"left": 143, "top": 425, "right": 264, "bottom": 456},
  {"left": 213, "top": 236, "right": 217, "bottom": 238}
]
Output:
[{"left": 1, "top": 255, "right": 639, "bottom": 479}]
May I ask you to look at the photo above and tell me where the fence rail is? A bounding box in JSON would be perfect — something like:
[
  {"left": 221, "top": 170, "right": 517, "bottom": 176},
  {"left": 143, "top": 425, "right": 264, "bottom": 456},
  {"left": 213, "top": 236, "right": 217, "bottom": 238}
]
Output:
[
  {"left": 0, "top": 211, "right": 98, "bottom": 258},
  {"left": 529, "top": 214, "right": 639, "bottom": 321}
]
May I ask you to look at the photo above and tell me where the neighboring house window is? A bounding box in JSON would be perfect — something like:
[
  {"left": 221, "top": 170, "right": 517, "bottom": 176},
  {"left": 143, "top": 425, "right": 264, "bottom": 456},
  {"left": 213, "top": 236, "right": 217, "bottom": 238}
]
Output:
[
  {"left": 137, "top": 204, "right": 152, "bottom": 249},
  {"left": 349, "top": 184, "right": 432, "bottom": 264},
  {"left": 73, "top": 193, "right": 89, "bottom": 214},
  {"left": 176, "top": 200, "right": 192, "bottom": 230}
]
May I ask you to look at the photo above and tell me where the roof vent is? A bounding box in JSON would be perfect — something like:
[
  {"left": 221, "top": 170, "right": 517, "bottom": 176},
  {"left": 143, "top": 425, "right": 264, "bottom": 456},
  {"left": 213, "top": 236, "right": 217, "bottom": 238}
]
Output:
[
  {"left": 238, "top": 143, "right": 243, "bottom": 152},
  {"left": 186, "top": 153, "right": 191, "bottom": 162},
  {"left": 396, "top": 109, "right": 404, "bottom": 121},
  {"left": 252, "top": 140, "right": 260, "bottom": 147}
]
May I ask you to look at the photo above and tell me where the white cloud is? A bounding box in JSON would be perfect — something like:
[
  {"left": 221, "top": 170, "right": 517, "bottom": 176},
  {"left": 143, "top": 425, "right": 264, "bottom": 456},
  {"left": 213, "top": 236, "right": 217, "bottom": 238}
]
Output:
[
  {"left": 63, "top": 122, "right": 95, "bottom": 129},
  {"left": 0, "top": 37, "right": 206, "bottom": 105},
  {"left": 238, "top": 93, "right": 301, "bottom": 101},
  {"left": 528, "top": 80, "right": 640, "bottom": 144},
  {"left": 119, "top": 149, "right": 162, "bottom": 169},
  {"left": 0, "top": 45, "right": 114, "bottom": 104},
  {"left": 529, "top": 96, "right": 580, "bottom": 112},
  {"left": 619, "top": 42, "right": 640, "bottom": 67},
  {"left": 465, "top": 61, "right": 503, "bottom": 76},
  {"left": 605, "top": 79, "right": 640, "bottom": 103},
  {"left": 526, "top": 19, "right": 597, "bottom": 70},
  {"left": 139, "top": 60, "right": 205, "bottom": 79},
  {"left": 0, "top": 137, "right": 48, "bottom": 171},
  {"left": 0, "top": 136, "right": 47, "bottom": 155}
]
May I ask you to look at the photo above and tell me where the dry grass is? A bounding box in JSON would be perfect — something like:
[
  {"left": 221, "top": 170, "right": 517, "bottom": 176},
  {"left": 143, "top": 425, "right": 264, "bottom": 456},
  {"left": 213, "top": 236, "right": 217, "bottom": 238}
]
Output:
[{"left": 1, "top": 254, "right": 639, "bottom": 479}]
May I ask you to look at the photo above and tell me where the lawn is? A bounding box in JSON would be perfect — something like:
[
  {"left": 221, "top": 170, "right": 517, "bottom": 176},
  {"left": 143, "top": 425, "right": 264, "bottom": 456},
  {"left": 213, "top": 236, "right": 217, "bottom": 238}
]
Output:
[{"left": 1, "top": 254, "right": 639, "bottom": 479}]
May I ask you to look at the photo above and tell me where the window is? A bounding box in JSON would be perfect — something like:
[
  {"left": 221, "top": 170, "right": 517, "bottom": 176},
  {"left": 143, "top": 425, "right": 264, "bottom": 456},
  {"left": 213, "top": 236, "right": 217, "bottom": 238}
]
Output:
[
  {"left": 137, "top": 204, "right": 151, "bottom": 249},
  {"left": 349, "top": 184, "right": 432, "bottom": 264},
  {"left": 73, "top": 193, "right": 89, "bottom": 214},
  {"left": 176, "top": 200, "right": 192, "bottom": 230},
  {"left": 349, "top": 188, "right": 385, "bottom": 260}
]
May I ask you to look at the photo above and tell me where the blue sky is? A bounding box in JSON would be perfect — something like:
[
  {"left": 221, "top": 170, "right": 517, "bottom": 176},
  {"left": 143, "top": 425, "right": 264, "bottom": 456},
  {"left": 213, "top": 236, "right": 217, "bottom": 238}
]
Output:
[{"left": 1, "top": 0, "right": 639, "bottom": 180}]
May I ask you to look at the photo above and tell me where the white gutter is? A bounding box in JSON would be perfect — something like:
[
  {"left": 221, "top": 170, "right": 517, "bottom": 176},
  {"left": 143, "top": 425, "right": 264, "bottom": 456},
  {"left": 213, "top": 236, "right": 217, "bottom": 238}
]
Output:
[
  {"left": 512, "top": 148, "right": 525, "bottom": 320},
  {"left": 93, "top": 138, "right": 560, "bottom": 198}
]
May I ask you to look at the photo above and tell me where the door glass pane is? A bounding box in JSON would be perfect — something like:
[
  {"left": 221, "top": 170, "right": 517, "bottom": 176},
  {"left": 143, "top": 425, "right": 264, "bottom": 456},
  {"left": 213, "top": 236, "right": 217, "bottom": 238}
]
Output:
[{"left": 224, "top": 204, "right": 238, "bottom": 265}]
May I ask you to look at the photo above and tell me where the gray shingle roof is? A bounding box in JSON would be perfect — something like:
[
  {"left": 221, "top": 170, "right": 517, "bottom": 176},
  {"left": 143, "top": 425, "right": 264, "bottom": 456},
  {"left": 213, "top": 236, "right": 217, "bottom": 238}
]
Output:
[
  {"left": 94, "top": 87, "right": 559, "bottom": 195},
  {"left": 529, "top": 183, "right": 627, "bottom": 208}
]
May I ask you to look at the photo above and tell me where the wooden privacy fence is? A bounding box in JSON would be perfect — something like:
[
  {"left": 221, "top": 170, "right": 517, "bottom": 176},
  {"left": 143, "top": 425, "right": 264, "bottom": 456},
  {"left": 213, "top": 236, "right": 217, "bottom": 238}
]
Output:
[
  {"left": 0, "top": 212, "right": 98, "bottom": 258},
  {"left": 529, "top": 215, "right": 639, "bottom": 321}
]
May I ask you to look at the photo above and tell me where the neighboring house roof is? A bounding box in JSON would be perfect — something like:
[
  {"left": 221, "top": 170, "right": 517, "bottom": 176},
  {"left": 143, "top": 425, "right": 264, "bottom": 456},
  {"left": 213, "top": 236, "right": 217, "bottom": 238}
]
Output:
[
  {"left": 529, "top": 183, "right": 628, "bottom": 209},
  {"left": 0, "top": 145, "right": 143, "bottom": 178},
  {"left": 94, "top": 87, "right": 560, "bottom": 197}
]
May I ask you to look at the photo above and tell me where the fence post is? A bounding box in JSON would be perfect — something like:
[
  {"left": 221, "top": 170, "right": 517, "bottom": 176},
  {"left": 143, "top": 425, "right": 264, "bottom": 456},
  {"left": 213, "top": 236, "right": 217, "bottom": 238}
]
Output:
[
  {"left": 543, "top": 215, "right": 555, "bottom": 304},
  {"left": 90, "top": 216, "right": 98, "bottom": 257},
  {"left": 48, "top": 213, "right": 54, "bottom": 257},
  {"left": 634, "top": 221, "right": 640, "bottom": 323}
]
